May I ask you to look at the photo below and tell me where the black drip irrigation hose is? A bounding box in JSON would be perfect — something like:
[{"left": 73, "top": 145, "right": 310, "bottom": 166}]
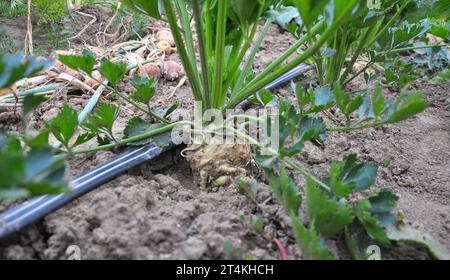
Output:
[{"left": 0, "top": 64, "right": 314, "bottom": 240}]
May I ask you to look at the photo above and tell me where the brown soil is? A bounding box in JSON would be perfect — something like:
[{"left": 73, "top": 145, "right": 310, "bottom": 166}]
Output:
[
  {"left": 0, "top": 14, "right": 449, "bottom": 259},
  {"left": 0, "top": 5, "right": 144, "bottom": 55}
]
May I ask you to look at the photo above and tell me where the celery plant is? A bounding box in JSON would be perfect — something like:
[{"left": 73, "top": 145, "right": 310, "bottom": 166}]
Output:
[{"left": 123, "top": 0, "right": 363, "bottom": 111}]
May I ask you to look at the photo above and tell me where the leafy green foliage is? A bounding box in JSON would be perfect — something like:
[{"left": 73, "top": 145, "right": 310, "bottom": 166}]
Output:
[
  {"left": 130, "top": 75, "right": 157, "bottom": 106},
  {"left": 329, "top": 154, "right": 378, "bottom": 195},
  {"left": 387, "top": 91, "right": 428, "bottom": 123},
  {"left": 0, "top": 0, "right": 26, "bottom": 18},
  {"left": 46, "top": 104, "right": 79, "bottom": 149},
  {"left": 291, "top": 214, "right": 335, "bottom": 260},
  {"left": 306, "top": 179, "right": 354, "bottom": 237},
  {"left": 403, "top": 0, "right": 450, "bottom": 22},
  {"left": 379, "top": 20, "right": 431, "bottom": 50},
  {"left": 334, "top": 84, "right": 364, "bottom": 120},
  {"left": 264, "top": 167, "right": 301, "bottom": 217},
  {"left": 295, "top": 0, "right": 328, "bottom": 27},
  {"left": 433, "top": 69, "right": 450, "bottom": 83},
  {"left": 0, "top": 130, "right": 67, "bottom": 200},
  {"left": 264, "top": 5, "right": 301, "bottom": 31},
  {"left": 252, "top": 83, "right": 431, "bottom": 259},
  {"left": 429, "top": 19, "right": 450, "bottom": 40},
  {"left": 123, "top": 116, "right": 149, "bottom": 139},
  {"left": 0, "top": 54, "right": 50, "bottom": 89},
  {"left": 273, "top": 97, "right": 326, "bottom": 157},
  {"left": 354, "top": 199, "right": 391, "bottom": 246},
  {"left": 345, "top": 189, "right": 400, "bottom": 258},
  {"left": 32, "top": 0, "right": 67, "bottom": 25},
  {"left": 330, "top": 85, "right": 428, "bottom": 127},
  {"left": 248, "top": 89, "right": 275, "bottom": 106},
  {"left": 228, "top": 0, "right": 264, "bottom": 30},
  {"left": 99, "top": 60, "right": 128, "bottom": 87},
  {"left": 82, "top": 102, "right": 121, "bottom": 143},
  {"left": 244, "top": 215, "right": 266, "bottom": 234},
  {"left": 121, "top": 0, "right": 162, "bottom": 19},
  {"left": 59, "top": 50, "right": 96, "bottom": 76}
]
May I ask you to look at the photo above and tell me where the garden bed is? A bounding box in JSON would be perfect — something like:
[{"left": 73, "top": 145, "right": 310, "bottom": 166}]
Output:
[{"left": 0, "top": 2, "right": 449, "bottom": 260}]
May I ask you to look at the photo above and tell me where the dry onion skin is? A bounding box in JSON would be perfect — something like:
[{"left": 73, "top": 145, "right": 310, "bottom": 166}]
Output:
[{"left": 125, "top": 52, "right": 145, "bottom": 67}]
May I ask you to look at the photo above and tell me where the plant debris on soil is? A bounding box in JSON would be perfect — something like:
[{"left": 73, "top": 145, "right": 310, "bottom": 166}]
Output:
[{"left": 0, "top": 5, "right": 449, "bottom": 260}]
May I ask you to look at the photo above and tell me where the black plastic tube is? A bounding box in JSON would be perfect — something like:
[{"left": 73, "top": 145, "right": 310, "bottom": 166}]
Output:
[
  {"left": 0, "top": 65, "right": 313, "bottom": 240},
  {"left": 0, "top": 144, "right": 171, "bottom": 239}
]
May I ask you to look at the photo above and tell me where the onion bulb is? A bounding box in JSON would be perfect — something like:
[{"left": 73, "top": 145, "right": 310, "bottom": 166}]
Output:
[
  {"left": 156, "top": 30, "right": 175, "bottom": 46},
  {"left": 156, "top": 40, "right": 173, "bottom": 55},
  {"left": 162, "top": 60, "right": 183, "bottom": 81}
]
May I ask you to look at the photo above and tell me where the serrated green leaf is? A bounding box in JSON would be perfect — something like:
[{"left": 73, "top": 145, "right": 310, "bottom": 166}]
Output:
[
  {"left": 73, "top": 132, "right": 96, "bottom": 147},
  {"left": 293, "top": 82, "right": 311, "bottom": 114},
  {"left": 367, "top": 188, "right": 399, "bottom": 227},
  {"left": 46, "top": 104, "right": 79, "bottom": 148},
  {"left": 298, "top": 116, "right": 326, "bottom": 141},
  {"left": 83, "top": 102, "right": 120, "bottom": 141},
  {"left": 343, "top": 154, "right": 378, "bottom": 191},
  {"left": 248, "top": 89, "right": 274, "bottom": 106},
  {"left": 291, "top": 214, "right": 335, "bottom": 260},
  {"left": 429, "top": 19, "right": 450, "bottom": 39},
  {"left": 355, "top": 199, "right": 391, "bottom": 246},
  {"left": 328, "top": 154, "right": 378, "bottom": 196},
  {"left": 131, "top": 75, "right": 157, "bottom": 105},
  {"left": 265, "top": 166, "right": 301, "bottom": 217},
  {"left": 253, "top": 147, "right": 279, "bottom": 169},
  {"left": 123, "top": 117, "right": 168, "bottom": 146},
  {"left": 387, "top": 91, "right": 428, "bottom": 123},
  {"left": 265, "top": 5, "right": 301, "bottom": 29},
  {"left": 306, "top": 179, "right": 354, "bottom": 238},
  {"left": 123, "top": 116, "right": 150, "bottom": 138},
  {"left": 59, "top": 49, "right": 96, "bottom": 75},
  {"left": 99, "top": 59, "right": 127, "bottom": 87},
  {"left": 314, "top": 85, "right": 335, "bottom": 106},
  {"left": 24, "top": 147, "right": 64, "bottom": 182},
  {"left": 334, "top": 83, "right": 350, "bottom": 113},
  {"left": 25, "top": 130, "right": 49, "bottom": 148},
  {"left": 368, "top": 189, "right": 399, "bottom": 214},
  {"left": 307, "top": 86, "right": 335, "bottom": 113}
]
